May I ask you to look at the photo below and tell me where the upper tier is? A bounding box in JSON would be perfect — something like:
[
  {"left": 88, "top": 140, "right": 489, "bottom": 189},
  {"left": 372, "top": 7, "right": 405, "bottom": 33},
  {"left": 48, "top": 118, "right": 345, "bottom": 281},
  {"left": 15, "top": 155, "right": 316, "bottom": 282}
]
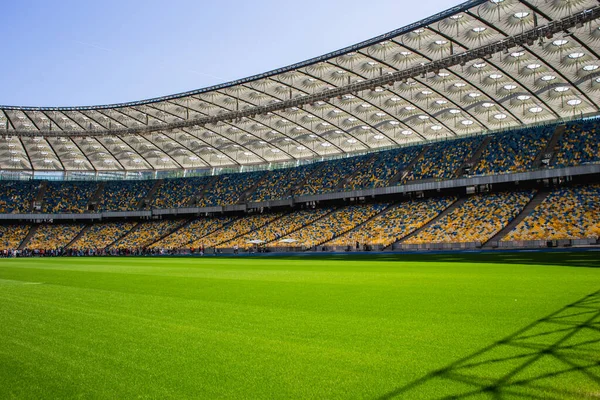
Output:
[
  {"left": 1, "top": 117, "right": 599, "bottom": 214},
  {"left": 2, "top": 0, "right": 600, "bottom": 171}
]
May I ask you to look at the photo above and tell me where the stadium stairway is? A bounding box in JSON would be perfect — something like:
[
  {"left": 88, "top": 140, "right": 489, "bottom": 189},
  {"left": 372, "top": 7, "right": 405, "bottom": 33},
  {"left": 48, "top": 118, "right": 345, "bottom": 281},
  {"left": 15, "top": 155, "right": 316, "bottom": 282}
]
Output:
[
  {"left": 87, "top": 182, "right": 106, "bottom": 212},
  {"left": 394, "top": 197, "right": 465, "bottom": 246},
  {"left": 18, "top": 224, "right": 37, "bottom": 250},
  {"left": 534, "top": 125, "right": 566, "bottom": 169},
  {"left": 322, "top": 203, "right": 398, "bottom": 248},
  {"left": 483, "top": 190, "right": 551, "bottom": 248},
  {"left": 238, "top": 174, "right": 268, "bottom": 204},
  {"left": 155, "top": 216, "right": 237, "bottom": 249},
  {"left": 65, "top": 225, "right": 91, "bottom": 249},
  {"left": 146, "top": 218, "right": 194, "bottom": 248},
  {"left": 107, "top": 223, "right": 141, "bottom": 250},
  {"left": 265, "top": 208, "right": 338, "bottom": 247},
  {"left": 336, "top": 153, "right": 378, "bottom": 191},
  {"left": 291, "top": 162, "right": 329, "bottom": 197},
  {"left": 456, "top": 136, "right": 493, "bottom": 177},
  {"left": 389, "top": 146, "right": 429, "bottom": 186},
  {"left": 310, "top": 204, "right": 391, "bottom": 249},
  {"left": 139, "top": 179, "right": 163, "bottom": 210},
  {"left": 31, "top": 181, "right": 48, "bottom": 212},
  {"left": 548, "top": 125, "right": 567, "bottom": 166},
  {"left": 193, "top": 176, "right": 217, "bottom": 206},
  {"left": 216, "top": 212, "right": 290, "bottom": 248}
]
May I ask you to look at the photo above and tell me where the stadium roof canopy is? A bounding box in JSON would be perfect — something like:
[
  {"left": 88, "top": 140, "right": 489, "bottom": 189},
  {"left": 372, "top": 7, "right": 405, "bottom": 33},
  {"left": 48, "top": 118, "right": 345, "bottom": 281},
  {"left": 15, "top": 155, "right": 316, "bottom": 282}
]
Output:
[{"left": 2, "top": 0, "right": 600, "bottom": 173}]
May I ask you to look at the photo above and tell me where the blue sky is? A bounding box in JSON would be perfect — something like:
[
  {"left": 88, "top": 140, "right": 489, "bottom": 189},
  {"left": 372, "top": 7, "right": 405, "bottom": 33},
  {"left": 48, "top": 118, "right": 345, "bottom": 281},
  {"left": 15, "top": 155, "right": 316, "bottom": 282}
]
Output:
[{"left": 1, "top": 0, "right": 459, "bottom": 107}]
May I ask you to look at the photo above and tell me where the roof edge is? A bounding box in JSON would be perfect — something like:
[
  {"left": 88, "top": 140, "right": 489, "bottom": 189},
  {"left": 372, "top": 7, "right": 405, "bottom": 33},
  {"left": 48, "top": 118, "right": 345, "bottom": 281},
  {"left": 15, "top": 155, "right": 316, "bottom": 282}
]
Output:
[{"left": 0, "top": 0, "right": 486, "bottom": 111}]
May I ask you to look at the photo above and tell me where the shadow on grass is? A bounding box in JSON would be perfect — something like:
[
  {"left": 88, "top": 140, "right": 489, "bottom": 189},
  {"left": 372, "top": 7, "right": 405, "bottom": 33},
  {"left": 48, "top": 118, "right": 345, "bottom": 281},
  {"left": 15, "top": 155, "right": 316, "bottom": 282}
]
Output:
[
  {"left": 261, "top": 251, "right": 600, "bottom": 269},
  {"left": 377, "top": 290, "right": 600, "bottom": 399},
  {"left": 376, "top": 251, "right": 600, "bottom": 269}
]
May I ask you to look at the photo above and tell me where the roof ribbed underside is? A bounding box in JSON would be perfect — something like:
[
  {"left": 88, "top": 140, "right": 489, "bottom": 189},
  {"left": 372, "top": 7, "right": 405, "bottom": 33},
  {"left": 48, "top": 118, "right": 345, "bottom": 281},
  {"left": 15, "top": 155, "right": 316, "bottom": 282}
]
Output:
[{"left": 2, "top": 0, "right": 600, "bottom": 171}]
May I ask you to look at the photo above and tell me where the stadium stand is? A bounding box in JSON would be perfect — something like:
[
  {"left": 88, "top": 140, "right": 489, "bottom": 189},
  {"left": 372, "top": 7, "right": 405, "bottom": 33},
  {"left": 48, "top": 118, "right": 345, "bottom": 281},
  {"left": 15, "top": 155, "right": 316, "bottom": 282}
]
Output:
[
  {"left": 0, "top": 181, "right": 39, "bottom": 213},
  {"left": 553, "top": 120, "right": 600, "bottom": 168},
  {"left": 404, "top": 137, "right": 483, "bottom": 182},
  {"left": 41, "top": 181, "right": 97, "bottom": 213},
  {"left": 272, "top": 204, "right": 387, "bottom": 248},
  {"left": 198, "top": 171, "right": 265, "bottom": 207},
  {"left": 197, "top": 213, "right": 283, "bottom": 248},
  {"left": 25, "top": 224, "right": 86, "bottom": 250},
  {"left": 248, "top": 163, "right": 321, "bottom": 202},
  {"left": 152, "top": 176, "right": 210, "bottom": 209},
  {"left": 404, "top": 191, "right": 536, "bottom": 244},
  {"left": 326, "top": 197, "right": 455, "bottom": 248},
  {"left": 111, "top": 219, "right": 187, "bottom": 249},
  {"left": 151, "top": 216, "right": 234, "bottom": 250},
  {"left": 1, "top": 118, "right": 600, "bottom": 216},
  {"left": 503, "top": 185, "right": 600, "bottom": 241},
  {"left": 296, "top": 157, "right": 364, "bottom": 196},
  {"left": 345, "top": 146, "right": 422, "bottom": 191},
  {"left": 69, "top": 221, "right": 137, "bottom": 250},
  {"left": 0, "top": 224, "right": 30, "bottom": 250},
  {"left": 473, "top": 126, "right": 554, "bottom": 175},
  {"left": 224, "top": 208, "right": 332, "bottom": 249},
  {"left": 97, "top": 180, "right": 156, "bottom": 212}
]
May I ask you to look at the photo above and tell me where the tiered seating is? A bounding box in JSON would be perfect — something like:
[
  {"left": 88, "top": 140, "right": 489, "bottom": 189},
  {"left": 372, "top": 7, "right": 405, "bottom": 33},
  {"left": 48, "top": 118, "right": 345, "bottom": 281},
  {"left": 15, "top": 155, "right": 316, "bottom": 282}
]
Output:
[
  {"left": 327, "top": 197, "right": 455, "bottom": 247},
  {"left": 553, "top": 121, "right": 600, "bottom": 168},
  {"left": 296, "top": 157, "right": 363, "bottom": 197},
  {"left": 197, "top": 213, "right": 282, "bottom": 248},
  {"left": 248, "top": 163, "right": 321, "bottom": 202},
  {"left": 42, "top": 181, "right": 97, "bottom": 213},
  {"left": 26, "top": 224, "right": 85, "bottom": 250},
  {"left": 503, "top": 185, "right": 600, "bottom": 241},
  {"left": 272, "top": 204, "right": 387, "bottom": 248},
  {"left": 473, "top": 126, "right": 553, "bottom": 175},
  {"left": 111, "top": 219, "right": 186, "bottom": 249},
  {"left": 346, "top": 146, "right": 421, "bottom": 190},
  {"left": 225, "top": 208, "right": 332, "bottom": 248},
  {"left": 151, "top": 216, "right": 234, "bottom": 249},
  {"left": 152, "top": 177, "right": 210, "bottom": 209},
  {"left": 97, "top": 180, "right": 155, "bottom": 212},
  {"left": 0, "top": 181, "right": 39, "bottom": 213},
  {"left": 404, "top": 138, "right": 483, "bottom": 182},
  {"left": 405, "top": 191, "right": 535, "bottom": 244},
  {"left": 198, "top": 171, "right": 265, "bottom": 207},
  {"left": 0, "top": 225, "right": 30, "bottom": 250},
  {"left": 70, "top": 222, "right": 136, "bottom": 249}
]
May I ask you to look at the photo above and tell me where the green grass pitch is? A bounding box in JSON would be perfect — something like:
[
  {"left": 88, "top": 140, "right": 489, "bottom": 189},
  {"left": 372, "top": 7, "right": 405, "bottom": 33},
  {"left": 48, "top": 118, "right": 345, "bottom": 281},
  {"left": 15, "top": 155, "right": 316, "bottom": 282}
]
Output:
[{"left": 0, "top": 252, "right": 599, "bottom": 399}]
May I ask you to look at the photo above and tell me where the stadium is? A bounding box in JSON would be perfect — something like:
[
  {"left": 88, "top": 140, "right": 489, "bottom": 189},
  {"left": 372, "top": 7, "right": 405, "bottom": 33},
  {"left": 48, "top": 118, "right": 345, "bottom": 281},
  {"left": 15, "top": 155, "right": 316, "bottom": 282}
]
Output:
[{"left": 1, "top": 0, "right": 599, "bottom": 398}]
